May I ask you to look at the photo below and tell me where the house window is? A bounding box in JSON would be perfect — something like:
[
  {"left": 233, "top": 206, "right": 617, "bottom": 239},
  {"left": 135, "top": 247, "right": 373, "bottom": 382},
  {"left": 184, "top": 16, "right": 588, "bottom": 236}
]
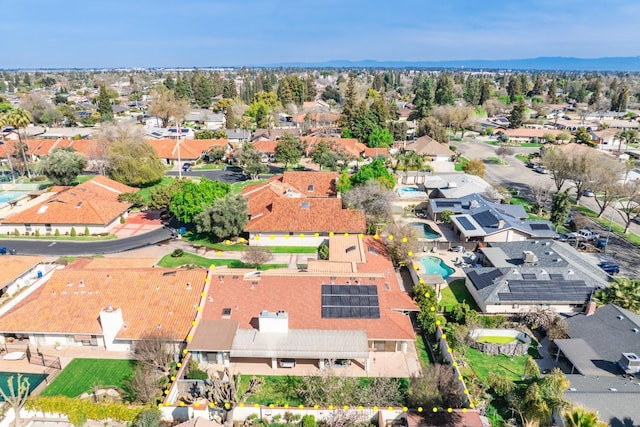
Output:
[
  {"left": 45, "top": 224, "right": 52, "bottom": 232},
  {"left": 25, "top": 224, "right": 32, "bottom": 232}
]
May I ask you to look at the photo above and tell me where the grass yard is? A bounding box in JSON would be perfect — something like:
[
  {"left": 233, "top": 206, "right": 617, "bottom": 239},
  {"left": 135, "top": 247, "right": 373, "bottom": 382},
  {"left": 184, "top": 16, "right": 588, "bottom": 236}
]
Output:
[
  {"left": 182, "top": 232, "right": 318, "bottom": 253},
  {"left": 230, "top": 179, "right": 268, "bottom": 195},
  {"left": 415, "top": 335, "right": 431, "bottom": 368},
  {"left": 515, "top": 153, "right": 529, "bottom": 163},
  {"left": 241, "top": 375, "right": 304, "bottom": 406},
  {"left": 439, "top": 279, "right": 480, "bottom": 311},
  {"left": 135, "top": 177, "right": 178, "bottom": 201},
  {"left": 41, "top": 359, "right": 135, "bottom": 398},
  {"left": 575, "top": 204, "right": 640, "bottom": 246},
  {"left": 157, "top": 252, "right": 287, "bottom": 271},
  {"left": 454, "top": 156, "right": 469, "bottom": 172},
  {"left": 487, "top": 156, "right": 507, "bottom": 165},
  {"left": 462, "top": 348, "right": 528, "bottom": 382}
]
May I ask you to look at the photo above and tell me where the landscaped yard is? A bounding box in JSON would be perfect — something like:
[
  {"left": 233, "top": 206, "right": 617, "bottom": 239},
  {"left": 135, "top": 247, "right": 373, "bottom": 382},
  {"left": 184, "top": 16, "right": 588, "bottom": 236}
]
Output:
[
  {"left": 415, "top": 335, "right": 431, "bottom": 368},
  {"left": 135, "top": 177, "right": 178, "bottom": 201},
  {"left": 182, "top": 232, "right": 318, "bottom": 253},
  {"left": 487, "top": 156, "right": 507, "bottom": 165},
  {"left": 454, "top": 156, "right": 469, "bottom": 172},
  {"left": 476, "top": 336, "right": 517, "bottom": 344},
  {"left": 241, "top": 375, "right": 304, "bottom": 406},
  {"left": 156, "top": 252, "right": 288, "bottom": 271},
  {"left": 230, "top": 179, "right": 268, "bottom": 195},
  {"left": 439, "top": 279, "right": 479, "bottom": 311},
  {"left": 460, "top": 348, "right": 529, "bottom": 382},
  {"left": 41, "top": 359, "right": 135, "bottom": 398},
  {"left": 575, "top": 204, "right": 640, "bottom": 246}
]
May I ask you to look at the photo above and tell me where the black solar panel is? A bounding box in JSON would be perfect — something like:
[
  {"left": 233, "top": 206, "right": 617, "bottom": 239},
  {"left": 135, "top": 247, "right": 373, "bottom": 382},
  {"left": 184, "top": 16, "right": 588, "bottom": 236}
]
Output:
[
  {"left": 530, "top": 224, "right": 551, "bottom": 231},
  {"left": 522, "top": 273, "right": 537, "bottom": 280},
  {"left": 469, "top": 269, "right": 504, "bottom": 290},
  {"left": 498, "top": 280, "right": 591, "bottom": 302},
  {"left": 458, "top": 216, "right": 476, "bottom": 231},
  {"left": 473, "top": 211, "right": 499, "bottom": 228},
  {"left": 549, "top": 273, "right": 564, "bottom": 280},
  {"left": 321, "top": 285, "right": 380, "bottom": 319},
  {"left": 436, "top": 201, "right": 457, "bottom": 208}
]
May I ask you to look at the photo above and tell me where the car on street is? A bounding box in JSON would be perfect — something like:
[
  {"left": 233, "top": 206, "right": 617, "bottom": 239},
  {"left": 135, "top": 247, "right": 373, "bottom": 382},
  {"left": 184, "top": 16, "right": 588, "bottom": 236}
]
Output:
[
  {"left": 582, "top": 189, "right": 595, "bottom": 197},
  {"left": 599, "top": 261, "right": 620, "bottom": 275},
  {"left": 534, "top": 165, "right": 549, "bottom": 174},
  {"left": 569, "top": 229, "right": 600, "bottom": 241},
  {"left": 182, "top": 162, "right": 192, "bottom": 172}
]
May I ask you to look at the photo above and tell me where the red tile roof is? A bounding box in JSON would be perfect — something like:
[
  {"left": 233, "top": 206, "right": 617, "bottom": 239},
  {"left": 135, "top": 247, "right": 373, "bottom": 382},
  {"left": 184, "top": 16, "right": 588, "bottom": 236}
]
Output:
[
  {"left": 252, "top": 140, "right": 277, "bottom": 153},
  {"left": 0, "top": 267, "right": 207, "bottom": 340},
  {"left": 2, "top": 175, "right": 137, "bottom": 226},
  {"left": 203, "top": 250, "right": 415, "bottom": 341},
  {"left": 302, "top": 137, "right": 365, "bottom": 158},
  {"left": 149, "top": 139, "right": 228, "bottom": 160},
  {"left": 0, "top": 256, "right": 44, "bottom": 288}
]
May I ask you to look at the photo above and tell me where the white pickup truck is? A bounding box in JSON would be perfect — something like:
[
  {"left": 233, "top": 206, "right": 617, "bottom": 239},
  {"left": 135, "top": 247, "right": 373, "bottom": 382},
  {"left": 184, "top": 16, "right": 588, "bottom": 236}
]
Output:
[{"left": 569, "top": 229, "right": 600, "bottom": 241}]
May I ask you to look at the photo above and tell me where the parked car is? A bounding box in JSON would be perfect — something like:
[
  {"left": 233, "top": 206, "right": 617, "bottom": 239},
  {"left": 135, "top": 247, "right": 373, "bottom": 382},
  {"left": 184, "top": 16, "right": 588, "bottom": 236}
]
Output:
[
  {"left": 182, "top": 162, "right": 192, "bottom": 172},
  {"left": 534, "top": 165, "right": 549, "bottom": 174},
  {"left": 599, "top": 261, "right": 620, "bottom": 275},
  {"left": 582, "top": 189, "right": 595, "bottom": 197},
  {"left": 557, "top": 233, "right": 577, "bottom": 243},
  {"left": 569, "top": 229, "right": 600, "bottom": 241}
]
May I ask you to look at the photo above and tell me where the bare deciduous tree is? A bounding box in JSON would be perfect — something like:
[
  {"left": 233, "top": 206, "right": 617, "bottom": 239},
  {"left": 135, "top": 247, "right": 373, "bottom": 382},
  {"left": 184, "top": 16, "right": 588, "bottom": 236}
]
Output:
[
  {"left": 0, "top": 374, "right": 30, "bottom": 427},
  {"left": 202, "top": 368, "right": 262, "bottom": 427},
  {"left": 147, "top": 87, "right": 190, "bottom": 128},
  {"left": 132, "top": 335, "right": 176, "bottom": 375},
  {"left": 124, "top": 365, "right": 160, "bottom": 404},
  {"left": 241, "top": 246, "right": 272, "bottom": 268},
  {"left": 530, "top": 180, "right": 553, "bottom": 216}
]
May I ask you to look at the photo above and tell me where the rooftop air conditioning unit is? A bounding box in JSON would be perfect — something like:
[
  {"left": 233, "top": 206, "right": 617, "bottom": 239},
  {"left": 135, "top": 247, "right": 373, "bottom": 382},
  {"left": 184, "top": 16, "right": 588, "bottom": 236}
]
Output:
[
  {"left": 522, "top": 251, "right": 539, "bottom": 263},
  {"left": 619, "top": 353, "right": 640, "bottom": 374},
  {"left": 447, "top": 182, "right": 457, "bottom": 188}
]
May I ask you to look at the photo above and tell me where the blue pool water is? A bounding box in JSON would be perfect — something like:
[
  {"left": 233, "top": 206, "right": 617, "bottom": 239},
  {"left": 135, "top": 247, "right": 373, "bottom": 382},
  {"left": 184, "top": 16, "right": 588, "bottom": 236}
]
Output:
[
  {"left": 397, "top": 187, "right": 424, "bottom": 198},
  {"left": 0, "top": 192, "right": 26, "bottom": 203},
  {"left": 0, "top": 372, "right": 47, "bottom": 401},
  {"left": 409, "top": 222, "right": 442, "bottom": 239},
  {"left": 419, "top": 256, "right": 455, "bottom": 279}
]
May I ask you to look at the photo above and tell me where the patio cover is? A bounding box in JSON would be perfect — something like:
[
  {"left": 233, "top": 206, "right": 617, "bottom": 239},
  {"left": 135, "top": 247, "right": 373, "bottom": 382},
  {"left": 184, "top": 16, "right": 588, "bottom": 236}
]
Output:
[{"left": 554, "top": 338, "right": 611, "bottom": 377}]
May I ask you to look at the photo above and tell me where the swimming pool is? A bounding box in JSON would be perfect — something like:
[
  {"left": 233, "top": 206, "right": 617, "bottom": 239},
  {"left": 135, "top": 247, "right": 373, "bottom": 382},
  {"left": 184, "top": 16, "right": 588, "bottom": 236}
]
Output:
[
  {"left": 419, "top": 256, "right": 455, "bottom": 279},
  {"left": 396, "top": 187, "right": 425, "bottom": 198},
  {"left": 0, "top": 192, "right": 26, "bottom": 203},
  {"left": 0, "top": 372, "right": 47, "bottom": 401},
  {"left": 409, "top": 222, "right": 442, "bottom": 239}
]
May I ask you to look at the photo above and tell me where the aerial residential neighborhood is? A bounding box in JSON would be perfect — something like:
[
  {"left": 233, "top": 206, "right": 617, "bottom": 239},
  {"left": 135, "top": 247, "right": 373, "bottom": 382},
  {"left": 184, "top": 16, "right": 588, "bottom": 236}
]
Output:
[{"left": 1, "top": 2, "right": 640, "bottom": 427}]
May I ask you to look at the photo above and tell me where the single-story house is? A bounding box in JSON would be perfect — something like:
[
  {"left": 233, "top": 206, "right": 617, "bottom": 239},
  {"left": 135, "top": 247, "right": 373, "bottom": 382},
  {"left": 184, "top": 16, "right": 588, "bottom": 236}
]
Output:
[
  {"left": 590, "top": 128, "right": 620, "bottom": 150},
  {"left": 0, "top": 256, "right": 47, "bottom": 298},
  {"left": 494, "top": 128, "right": 565, "bottom": 143},
  {"left": 0, "top": 175, "right": 137, "bottom": 235},
  {"left": 0, "top": 267, "right": 207, "bottom": 351},
  {"left": 556, "top": 304, "right": 640, "bottom": 424},
  {"left": 184, "top": 109, "right": 225, "bottom": 130},
  {"left": 251, "top": 129, "right": 301, "bottom": 142},
  {"left": 223, "top": 129, "right": 251, "bottom": 143},
  {"left": 423, "top": 173, "right": 494, "bottom": 199},
  {"left": 404, "top": 135, "right": 455, "bottom": 161},
  {"left": 463, "top": 240, "right": 611, "bottom": 314},
  {"left": 188, "top": 236, "right": 418, "bottom": 372},
  {"left": 150, "top": 138, "right": 231, "bottom": 164},
  {"left": 431, "top": 194, "right": 558, "bottom": 242},
  {"left": 251, "top": 140, "right": 277, "bottom": 163}
]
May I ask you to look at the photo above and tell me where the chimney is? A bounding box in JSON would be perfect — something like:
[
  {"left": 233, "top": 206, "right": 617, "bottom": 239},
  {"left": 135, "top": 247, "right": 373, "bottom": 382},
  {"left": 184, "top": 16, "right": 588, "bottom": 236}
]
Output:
[
  {"left": 585, "top": 301, "right": 597, "bottom": 316},
  {"left": 99, "top": 306, "right": 124, "bottom": 350},
  {"left": 497, "top": 219, "right": 505, "bottom": 229}
]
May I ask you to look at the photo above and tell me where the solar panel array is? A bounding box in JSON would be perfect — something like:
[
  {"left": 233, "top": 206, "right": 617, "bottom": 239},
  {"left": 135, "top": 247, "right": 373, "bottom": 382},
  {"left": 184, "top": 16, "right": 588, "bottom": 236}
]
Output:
[
  {"left": 498, "top": 280, "right": 591, "bottom": 302},
  {"left": 436, "top": 200, "right": 458, "bottom": 208},
  {"left": 321, "top": 284, "right": 380, "bottom": 319},
  {"left": 469, "top": 269, "right": 504, "bottom": 290},
  {"left": 473, "top": 211, "right": 499, "bottom": 228},
  {"left": 530, "top": 223, "right": 551, "bottom": 231},
  {"left": 458, "top": 216, "right": 477, "bottom": 231},
  {"left": 522, "top": 273, "right": 537, "bottom": 280}
]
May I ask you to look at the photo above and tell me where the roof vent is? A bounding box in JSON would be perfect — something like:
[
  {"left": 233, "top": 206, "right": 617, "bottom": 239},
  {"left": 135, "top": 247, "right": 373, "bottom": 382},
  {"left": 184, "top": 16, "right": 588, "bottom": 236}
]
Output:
[
  {"left": 186, "top": 282, "right": 192, "bottom": 290},
  {"left": 569, "top": 387, "right": 577, "bottom": 392},
  {"left": 617, "top": 315, "right": 625, "bottom": 320},
  {"left": 105, "top": 305, "right": 113, "bottom": 312},
  {"left": 609, "top": 388, "right": 618, "bottom": 392},
  {"left": 633, "top": 328, "right": 639, "bottom": 333},
  {"left": 301, "top": 201, "right": 310, "bottom": 209}
]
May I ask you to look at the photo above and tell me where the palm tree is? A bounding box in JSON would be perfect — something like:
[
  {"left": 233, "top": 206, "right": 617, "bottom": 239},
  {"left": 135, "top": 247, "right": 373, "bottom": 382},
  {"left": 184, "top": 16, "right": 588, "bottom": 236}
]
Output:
[
  {"left": 1, "top": 108, "right": 33, "bottom": 178},
  {"left": 593, "top": 278, "right": 640, "bottom": 313},
  {"left": 564, "top": 405, "right": 607, "bottom": 427}
]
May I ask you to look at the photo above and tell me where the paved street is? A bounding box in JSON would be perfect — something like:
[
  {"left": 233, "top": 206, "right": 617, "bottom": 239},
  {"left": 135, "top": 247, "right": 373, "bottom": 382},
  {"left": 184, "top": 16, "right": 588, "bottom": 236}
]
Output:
[{"left": 451, "top": 137, "right": 640, "bottom": 276}]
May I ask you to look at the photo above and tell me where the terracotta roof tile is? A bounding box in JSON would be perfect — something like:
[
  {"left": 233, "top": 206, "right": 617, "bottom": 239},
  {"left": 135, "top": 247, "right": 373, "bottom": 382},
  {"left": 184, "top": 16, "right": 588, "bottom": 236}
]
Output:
[
  {"left": 68, "top": 257, "right": 157, "bottom": 269},
  {"left": 0, "top": 256, "right": 44, "bottom": 288},
  {"left": 2, "top": 176, "right": 137, "bottom": 226},
  {"left": 252, "top": 140, "right": 277, "bottom": 153},
  {"left": 0, "top": 268, "right": 207, "bottom": 340}
]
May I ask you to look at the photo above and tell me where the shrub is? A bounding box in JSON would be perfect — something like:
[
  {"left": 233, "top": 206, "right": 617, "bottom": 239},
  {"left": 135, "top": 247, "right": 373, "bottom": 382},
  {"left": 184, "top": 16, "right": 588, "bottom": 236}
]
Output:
[
  {"left": 318, "top": 241, "right": 329, "bottom": 260},
  {"left": 70, "top": 227, "right": 77, "bottom": 237},
  {"left": 301, "top": 415, "right": 317, "bottom": 427},
  {"left": 84, "top": 226, "right": 90, "bottom": 236},
  {"left": 35, "top": 229, "right": 40, "bottom": 237},
  {"left": 120, "top": 216, "right": 126, "bottom": 224},
  {"left": 13, "top": 228, "right": 19, "bottom": 236},
  {"left": 26, "top": 396, "right": 142, "bottom": 425},
  {"left": 171, "top": 248, "right": 184, "bottom": 258}
]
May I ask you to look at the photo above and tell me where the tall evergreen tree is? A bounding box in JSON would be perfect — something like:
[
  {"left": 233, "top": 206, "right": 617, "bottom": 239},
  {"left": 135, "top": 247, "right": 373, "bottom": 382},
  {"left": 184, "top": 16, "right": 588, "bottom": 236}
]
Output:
[
  {"left": 175, "top": 75, "right": 192, "bottom": 100},
  {"left": 463, "top": 75, "right": 481, "bottom": 105},
  {"left": 223, "top": 79, "right": 237, "bottom": 99},
  {"left": 531, "top": 75, "right": 545, "bottom": 96},
  {"left": 339, "top": 76, "right": 357, "bottom": 132},
  {"left": 508, "top": 99, "right": 526, "bottom": 128},
  {"left": 548, "top": 79, "right": 558, "bottom": 103},
  {"left": 507, "top": 75, "right": 523, "bottom": 102},
  {"left": 479, "top": 79, "right": 492, "bottom": 105},
  {"left": 277, "top": 79, "right": 293, "bottom": 106},
  {"left": 305, "top": 76, "right": 317, "bottom": 101},
  {"left": 163, "top": 75, "right": 175, "bottom": 90},
  {"left": 434, "top": 74, "right": 455, "bottom": 105},
  {"left": 409, "top": 76, "right": 434, "bottom": 120},
  {"left": 97, "top": 83, "right": 113, "bottom": 121}
]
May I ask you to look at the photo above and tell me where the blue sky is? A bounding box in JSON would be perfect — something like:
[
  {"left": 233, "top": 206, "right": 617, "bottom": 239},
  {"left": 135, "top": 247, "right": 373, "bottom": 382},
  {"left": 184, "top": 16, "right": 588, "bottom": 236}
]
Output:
[{"left": 2, "top": 0, "right": 639, "bottom": 68}]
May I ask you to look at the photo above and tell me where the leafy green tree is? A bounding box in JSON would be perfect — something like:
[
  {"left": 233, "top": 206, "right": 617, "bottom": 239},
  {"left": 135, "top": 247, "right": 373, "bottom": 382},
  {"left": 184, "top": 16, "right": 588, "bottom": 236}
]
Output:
[
  {"left": 107, "top": 138, "right": 165, "bottom": 187},
  {"left": 508, "top": 99, "right": 526, "bottom": 128},
  {"left": 194, "top": 194, "right": 248, "bottom": 240},
  {"left": 222, "top": 79, "right": 237, "bottom": 99},
  {"left": 351, "top": 159, "right": 395, "bottom": 189},
  {"left": 440, "top": 209, "right": 454, "bottom": 223},
  {"left": 507, "top": 75, "right": 524, "bottom": 102},
  {"left": 463, "top": 75, "right": 481, "bottom": 105},
  {"left": 148, "top": 180, "right": 181, "bottom": 211},
  {"left": 335, "top": 171, "right": 352, "bottom": 193},
  {"left": 339, "top": 76, "right": 357, "bottom": 132},
  {"left": 321, "top": 86, "right": 341, "bottom": 104},
  {"left": 550, "top": 189, "right": 571, "bottom": 229},
  {"left": 486, "top": 372, "right": 516, "bottom": 397},
  {"left": 479, "top": 78, "right": 492, "bottom": 105},
  {"left": 593, "top": 278, "right": 640, "bottom": 314},
  {"left": 169, "top": 178, "right": 231, "bottom": 224},
  {"left": 163, "top": 75, "right": 175, "bottom": 90},
  {"left": 305, "top": 75, "right": 317, "bottom": 101},
  {"left": 38, "top": 148, "right": 87, "bottom": 185},
  {"left": 97, "top": 83, "right": 113, "bottom": 121},
  {"left": 237, "top": 147, "right": 268, "bottom": 180},
  {"left": 195, "top": 129, "right": 227, "bottom": 139},
  {"left": 575, "top": 127, "right": 594, "bottom": 146},
  {"left": 175, "top": 75, "right": 192, "bottom": 100},
  {"left": 367, "top": 128, "right": 393, "bottom": 148},
  {"left": 548, "top": 78, "right": 558, "bottom": 103},
  {"left": 275, "top": 133, "right": 304, "bottom": 170}
]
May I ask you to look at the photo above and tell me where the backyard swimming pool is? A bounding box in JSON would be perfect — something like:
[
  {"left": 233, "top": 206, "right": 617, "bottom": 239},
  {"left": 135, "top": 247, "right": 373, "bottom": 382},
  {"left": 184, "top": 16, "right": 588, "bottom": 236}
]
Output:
[
  {"left": 396, "top": 186, "right": 425, "bottom": 198},
  {"left": 0, "top": 372, "right": 47, "bottom": 401},
  {"left": 409, "top": 222, "right": 441, "bottom": 239},
  {"left": 0, "top": 192, "right": 26, "bottom": 204},
  {"left": 419, "top": 256, "right": 455, "bottom": 279}
]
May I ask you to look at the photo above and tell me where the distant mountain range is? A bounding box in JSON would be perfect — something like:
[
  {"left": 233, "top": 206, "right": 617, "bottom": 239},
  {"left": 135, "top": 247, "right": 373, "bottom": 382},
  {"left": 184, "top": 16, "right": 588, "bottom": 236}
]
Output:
[{"left": 266, "top": 56, "right": 640, "bottom": 72}]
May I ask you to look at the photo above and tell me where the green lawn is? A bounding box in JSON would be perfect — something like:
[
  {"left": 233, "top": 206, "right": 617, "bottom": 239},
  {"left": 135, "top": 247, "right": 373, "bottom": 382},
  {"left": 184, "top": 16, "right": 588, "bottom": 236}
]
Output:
[
  {"left": 73, "top": 175, "right": 96, "bottom": 185},
  {"left": 515, "top": 154, "right": 529, "bottom": 163},
  {"left": 575, "top": 205, "right": 640, "bottom": 246},
  {"left": 135, "top": 177, "right": 178, "bottom": 201},
  {"left": 484, "top": 140, "right": 499, "bottom": 146},
  {"left": 41, "top": 359, "right": 135, "bottom": 398},
  {"left": 192, "top": 164, "right": 225, "bottom": 170},
  {"left": 454, "top": 156, "right": 469, "bottom": 172},
  {"left": 462, "top": 348, "right": 529, "bottom": 382},
  {"left": 415, "top": 335, "right": 431, "bottom": 368},
  {"left": 182, "top": 232, "right": 318, "bottom": 253},
  {"left": 157, "top": 252, "right": 287, "bottom": 271},
  {"left": 487, "top": 156, "right": 507, "bottom": 165},
  {"left": 439, "top": 279, "right": 479, "bottom": 311},
  {"left": 241, "top": 376, "right": 304, "bottom": 406},
  {"left": 520, "top": 142, "right": 544, "bottom": 148},
  {"left": 230, "top": 179, "right": 269, "bottom": 195}
]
